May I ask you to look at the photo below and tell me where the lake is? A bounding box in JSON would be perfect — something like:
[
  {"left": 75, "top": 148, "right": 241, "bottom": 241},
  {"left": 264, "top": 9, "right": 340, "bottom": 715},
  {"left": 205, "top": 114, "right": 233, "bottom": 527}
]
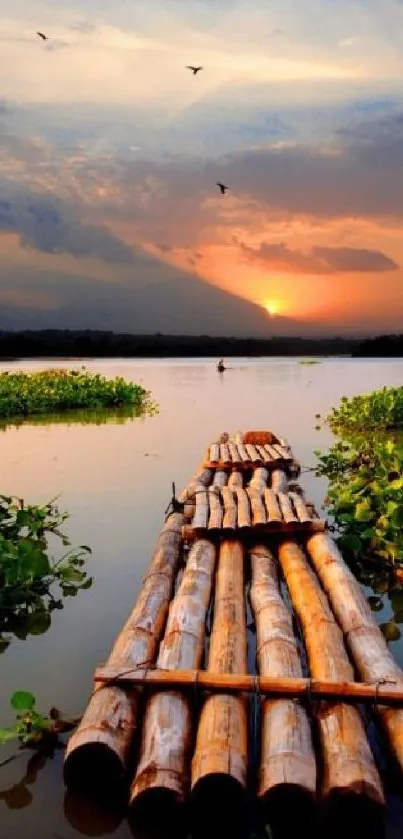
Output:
[{"left": 1, "top": 356, "right": 403, "bottom": 839}]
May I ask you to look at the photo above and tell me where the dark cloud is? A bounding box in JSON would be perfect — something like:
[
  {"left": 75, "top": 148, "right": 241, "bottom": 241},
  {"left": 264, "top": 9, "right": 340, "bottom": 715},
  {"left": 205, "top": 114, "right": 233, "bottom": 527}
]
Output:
[
  {"left": 240, "top": 241, "right": 399, "bottom": 274},
  {"left": 0, "top": 185, "right": 135, "bottom": 264}
]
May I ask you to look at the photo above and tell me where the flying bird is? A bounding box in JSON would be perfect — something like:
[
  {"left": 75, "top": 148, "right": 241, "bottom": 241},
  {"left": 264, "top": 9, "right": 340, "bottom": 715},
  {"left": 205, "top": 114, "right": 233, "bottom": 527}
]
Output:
[
  {"left": 216, "top": 182, "right": 229, "bottom": 195},
  {"left": 37, "top": 31, "right": 49, "bottom": 40},
  {"left": 186, "top": 65, "right": 203, "bottom": 75}
]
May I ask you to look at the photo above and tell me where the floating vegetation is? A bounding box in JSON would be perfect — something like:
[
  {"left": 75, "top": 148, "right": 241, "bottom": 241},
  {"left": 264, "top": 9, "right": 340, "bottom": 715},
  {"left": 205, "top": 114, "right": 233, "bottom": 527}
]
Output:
[
  {"left": 299, "top": 359, "right": 320, "bottom": 365},
  {"left": 0, "top": 369, "right": 156, "bottom": 419},
  {"left": 0, "top": 495, "right": 92, "bottom": 652},
  {"left": 326, "top": 385, "right": 403, "bottom": 431},
  {"left": 316, "top": 435, "right": 403, "bottom": 566},
  {"left": 0, "top": 691, "right": 79, "bottom": 748},
  {"left": 315, "top": 387, "right": 403, "bottom": 568}
]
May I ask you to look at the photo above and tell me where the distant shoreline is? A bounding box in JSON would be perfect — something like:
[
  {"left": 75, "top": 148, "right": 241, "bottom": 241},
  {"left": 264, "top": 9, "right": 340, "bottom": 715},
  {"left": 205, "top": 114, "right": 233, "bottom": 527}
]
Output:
[{"left": 0, "top": 330, "right": 401, "bottom": 358}]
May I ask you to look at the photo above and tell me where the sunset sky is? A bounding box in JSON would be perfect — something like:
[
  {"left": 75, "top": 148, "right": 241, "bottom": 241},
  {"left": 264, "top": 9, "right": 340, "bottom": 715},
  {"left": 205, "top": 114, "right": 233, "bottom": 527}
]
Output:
[{"left": 1, "top": 0, "right": 403, "bottom": 336}]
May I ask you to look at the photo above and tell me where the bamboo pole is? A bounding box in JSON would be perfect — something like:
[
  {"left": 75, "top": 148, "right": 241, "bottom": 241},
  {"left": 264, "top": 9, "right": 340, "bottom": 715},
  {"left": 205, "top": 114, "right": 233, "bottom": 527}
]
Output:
[
  {"left": 64, "top": 512, "right": 186, "bottom": 794},
  {"left": 93, "top": 668, "right": 403, "bottom": 707},
  {"left": 250, "top": 467, "right": 269, "bottom": 491},
  {"left": 270, "top": 469, "right": 289, "bottom": 493},
  {"left": 192, "top": 486, "right": 209, "bottom": 529},
  {"left": 245, "top": 443, "right": 261, "bottom": 463},
  {"left": 263, "top": 489, "right": 283, "bottom": 524},
  {"left": 228, "top": 442, "right": 240, "bottom": 463},
  {"left": 179, "top": 467, "right": 214, "bottom": 503},
  {"left": 221, "top": 487, "right": 237, "bottom": 530},
  {"left": 234, "top": 486, "right": 251, "bottom": 528},
  {"left": 191, "top": 541, "right": 248, "bottom": 825},
  {"left": 306, "top": 532, "right": 403, "bottom": 773},
  {"left": 277, "top": 492, "right": 299, "bottom": 525},
  {"left": 228, "top": 470, "right": 243, "bottom": 489},
  {"left": 213, "top": 470, "right": 228, "bottom": 487},
  {"left": 208, "top": 487, "right": 223, "bottom": 530},
  {"left": 278, "top": 540, "right": 384, "bottom": 815},
  {"left": 272, "top": 443, "right": 293, "bottom": 461},
  {"left": 220, "top": 443, "right": 230, "bottom": 464},
  {"left": 256, "top": 445, "right": 272, "bottom": 465},
  {"left": 250, "top": 545, "right": 316, "bottom": 825},
  {"left": 265, "top": 443, "right": 281, "bottom": 462},
  {"left": 209, "top": 443, "right": 220, "bottom": 464},
  {"left": 233, "top": 433, "right": 249, "bottom": 463},
  {"left": 289, "top": 490, "right": 312, "bottom": 524},
  {"left": 129, "top": 539, "right": 217, "bottom": 817},
  {"left": 247, "top": 487, "right": 266, "bottom": 526}
]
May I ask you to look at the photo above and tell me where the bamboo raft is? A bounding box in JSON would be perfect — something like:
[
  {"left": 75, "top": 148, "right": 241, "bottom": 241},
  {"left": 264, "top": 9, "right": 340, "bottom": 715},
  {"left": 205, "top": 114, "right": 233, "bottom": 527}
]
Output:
[{"left": 64, "top": 430, "right": 403, "bottom": 834}]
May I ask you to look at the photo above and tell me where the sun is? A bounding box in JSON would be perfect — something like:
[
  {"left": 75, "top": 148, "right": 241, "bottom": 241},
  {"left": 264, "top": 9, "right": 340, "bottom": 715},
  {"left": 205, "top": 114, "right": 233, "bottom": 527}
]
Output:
[{"left": 263, "top": 300, "right": 281, "bottom": 316}]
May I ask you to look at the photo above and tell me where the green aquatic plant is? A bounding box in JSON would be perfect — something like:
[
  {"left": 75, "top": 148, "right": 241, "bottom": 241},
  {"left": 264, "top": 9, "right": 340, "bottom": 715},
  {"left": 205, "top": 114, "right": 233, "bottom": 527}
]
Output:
[
  {"left": 0, "top": 691, "right": 78, "bottom": 747},
  {"left": 316, "top": 436, "right": 403, "bottom": 565},
  {"left": 299, "top": 359, "right": 320, "bottom": 365},
  {"left": 0, "top": 495, "right": 92, "bottom": 651},
  {"left": 0, "top": 368, "right": 155, "bottom": 419},
  {"left": 326, "top": 386, "right": 403, "bottom": 431}
]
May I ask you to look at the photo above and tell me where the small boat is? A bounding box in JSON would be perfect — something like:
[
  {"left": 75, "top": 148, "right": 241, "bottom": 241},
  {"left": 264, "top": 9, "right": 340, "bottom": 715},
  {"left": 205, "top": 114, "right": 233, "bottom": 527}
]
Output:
[{"left": 217, "top": 358, "right": 226, "bottom": 372}]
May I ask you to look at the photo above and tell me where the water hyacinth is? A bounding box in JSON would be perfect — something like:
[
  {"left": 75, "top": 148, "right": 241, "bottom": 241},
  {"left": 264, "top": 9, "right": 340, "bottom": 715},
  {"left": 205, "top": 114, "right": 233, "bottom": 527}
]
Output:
[
  {"left": 326, "top": 386, "right": 403, "bottom": 431},
  {"left": 0, "top": 368, "right": 154, "bottom": 418}
]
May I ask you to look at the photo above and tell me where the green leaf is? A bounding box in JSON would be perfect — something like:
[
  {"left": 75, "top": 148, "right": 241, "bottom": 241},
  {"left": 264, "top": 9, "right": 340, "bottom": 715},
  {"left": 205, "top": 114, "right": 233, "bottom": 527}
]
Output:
[
  {"left": 11, "top": 690, "right": 36, "bottom": 711},
  {"left": 0, "top": 727, "right": 19, "bottom": 744},
  {"left": 389, "top": 478, "right": 403, "bottom": 491},
  {"left": 59, "top": 567, "right": 85, "bottom": 583},
  {"left": 79, "top": 576, "right": 93, "bottom": 590},
  {"left": 355, "top": 499, "right": 373, "bottom": 522},
  {"left": 340, "top": 534, "right": 362, "bottom": 555}
]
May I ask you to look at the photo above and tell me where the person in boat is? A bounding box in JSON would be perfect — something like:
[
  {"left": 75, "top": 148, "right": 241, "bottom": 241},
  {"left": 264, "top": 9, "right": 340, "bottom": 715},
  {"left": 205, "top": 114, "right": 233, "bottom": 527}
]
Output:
[{"left": 217, "top": 358, "right": 226, "bottom": 372}]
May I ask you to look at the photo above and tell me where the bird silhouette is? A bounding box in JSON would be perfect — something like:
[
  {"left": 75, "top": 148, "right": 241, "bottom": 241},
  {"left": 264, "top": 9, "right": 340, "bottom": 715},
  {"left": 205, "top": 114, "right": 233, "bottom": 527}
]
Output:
[
  {"left": 186, "top": 65, "right": 203, "bottom": 75},
  {"left": 37, "top": 31, "right": 49, "bottom": 40},
  {"left": 216, "top": 182, "right": 229, "bottom": 195}
]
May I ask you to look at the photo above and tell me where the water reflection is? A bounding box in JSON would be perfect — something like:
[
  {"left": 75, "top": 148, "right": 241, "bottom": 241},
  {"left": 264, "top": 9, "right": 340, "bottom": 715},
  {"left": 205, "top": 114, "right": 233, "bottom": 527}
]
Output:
[{"left": 0, "top": 405, "right": 150, "bottom": 432}]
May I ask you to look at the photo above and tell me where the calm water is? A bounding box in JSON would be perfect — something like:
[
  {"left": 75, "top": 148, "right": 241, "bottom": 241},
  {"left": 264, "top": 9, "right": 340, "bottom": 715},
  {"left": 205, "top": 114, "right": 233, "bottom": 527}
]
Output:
[{"left": 1, "top": 356, "right": 403, "bottom": 839}]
